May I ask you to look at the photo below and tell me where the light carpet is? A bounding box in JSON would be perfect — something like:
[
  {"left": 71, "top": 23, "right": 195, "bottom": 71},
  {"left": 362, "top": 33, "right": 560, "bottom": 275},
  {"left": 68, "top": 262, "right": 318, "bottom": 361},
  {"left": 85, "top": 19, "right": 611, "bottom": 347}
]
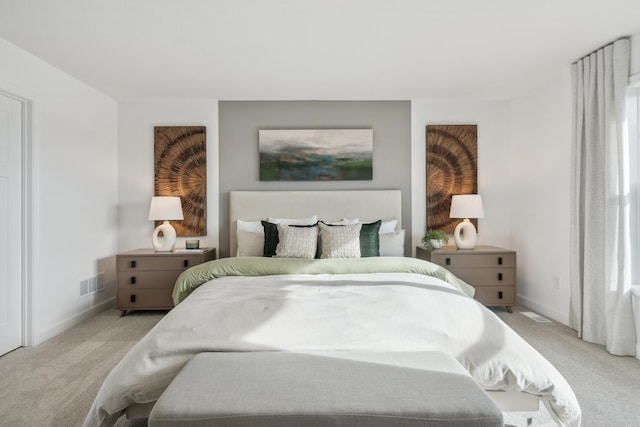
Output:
[{"left": 1, "top": 305, "right": 639, "bottom": 426}]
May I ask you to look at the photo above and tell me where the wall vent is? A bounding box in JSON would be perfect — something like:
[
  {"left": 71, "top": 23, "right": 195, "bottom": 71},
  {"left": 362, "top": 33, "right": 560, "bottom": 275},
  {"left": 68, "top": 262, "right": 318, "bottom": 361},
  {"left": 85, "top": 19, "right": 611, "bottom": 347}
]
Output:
[
  {"left": 521, "top": 311, "right": 551, "bottom": 323},
  {"left": 79, "top": 279, "right": 89, "bottom": 296},
  {"left": 79, "top": 272, "right": 106, "bottom": 297}
]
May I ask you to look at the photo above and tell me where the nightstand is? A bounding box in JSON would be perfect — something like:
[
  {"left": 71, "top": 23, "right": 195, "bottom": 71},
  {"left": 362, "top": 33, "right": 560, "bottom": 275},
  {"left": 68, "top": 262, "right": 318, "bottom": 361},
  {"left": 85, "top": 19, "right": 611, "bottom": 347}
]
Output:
[
  {"left": 116, "top": 248, "right": 216, "bottom": 316},
  {"left": 416, "top": 245, "right": 516, "bottom": 312}
]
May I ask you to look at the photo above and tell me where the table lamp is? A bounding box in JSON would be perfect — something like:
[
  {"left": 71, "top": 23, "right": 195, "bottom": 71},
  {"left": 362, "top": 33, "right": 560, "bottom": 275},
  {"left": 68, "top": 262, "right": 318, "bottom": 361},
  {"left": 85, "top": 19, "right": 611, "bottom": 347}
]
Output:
[
  {"left": 449, "top": 194, "right": 484, "bottom": 249},
  {"left": 148, "top": 196, "right": 184, "bottom": 252}
]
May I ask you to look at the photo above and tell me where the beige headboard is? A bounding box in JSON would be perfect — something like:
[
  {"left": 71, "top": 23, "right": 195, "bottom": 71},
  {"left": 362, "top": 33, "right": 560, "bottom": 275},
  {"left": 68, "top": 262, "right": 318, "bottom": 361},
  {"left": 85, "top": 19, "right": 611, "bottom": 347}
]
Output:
[{"left": 229, "top": 190, "right": 402, "bottom": 256}]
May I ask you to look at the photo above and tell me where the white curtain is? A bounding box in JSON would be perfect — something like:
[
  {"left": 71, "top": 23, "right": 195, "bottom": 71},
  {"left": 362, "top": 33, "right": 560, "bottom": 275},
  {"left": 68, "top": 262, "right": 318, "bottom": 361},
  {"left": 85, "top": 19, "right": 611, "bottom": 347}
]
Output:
[
  {"left": 569, "top": 38, "right": 635, "bottom": 356},
  {"left": 628, "top": 87, "right": 640, "bottom": 293}
]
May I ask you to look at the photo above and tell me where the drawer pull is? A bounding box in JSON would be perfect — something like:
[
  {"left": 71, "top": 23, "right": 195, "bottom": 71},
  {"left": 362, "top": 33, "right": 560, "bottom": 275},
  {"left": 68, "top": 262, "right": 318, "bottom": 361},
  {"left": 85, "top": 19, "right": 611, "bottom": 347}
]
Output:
[
  {"left": 445, "top": 258, "right": 451, "bottom": 266},
  {"left": 498, "top": 273, "right": 503, "bottom": 281},
  {"left": 130, "top": 294, "right": 136, "bottom": 303},
  {"left": 498, "top": 291, "right": 503, "bottom": 299},
  {"left": 498, "top": 257, "right": 503, "bottom": 265},
  {"left": 130, "top": 276, "right": 136, "bottom": 285},
  {"left": 130, "top": 260, "right": 137, "bottom": 269},
  {"left": 183, "top": 260, "right": 189, "bottom": 268}
]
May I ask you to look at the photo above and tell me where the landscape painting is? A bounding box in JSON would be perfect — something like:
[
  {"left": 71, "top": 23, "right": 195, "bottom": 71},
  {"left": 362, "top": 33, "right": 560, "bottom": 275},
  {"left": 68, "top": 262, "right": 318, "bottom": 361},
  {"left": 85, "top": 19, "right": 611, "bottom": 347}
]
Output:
[{"left": 259, "top": 129, "right": 373, "bottom": 181}]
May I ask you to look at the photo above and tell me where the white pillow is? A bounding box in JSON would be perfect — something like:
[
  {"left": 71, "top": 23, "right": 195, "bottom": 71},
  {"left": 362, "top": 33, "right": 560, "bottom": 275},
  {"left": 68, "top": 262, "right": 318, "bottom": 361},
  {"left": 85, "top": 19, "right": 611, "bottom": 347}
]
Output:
[
  {"left": 267, "top": 215, "right": 318, "bottom": 225},
  {"left": 237, "top": 230, "right": 264, "bottom": 257},
  {"left": 236, "top": 220, "right": 265, "bottom": 256},
  {"left": 275, "top": 223, "right": 318, "bottom": 259},
  {"left": 362, "top": 219, "right": 397, "bottom": 234},
  {"left": 379, "top": 229, "right": 405, "bottom": 256},
  {"left": 327, "top": 218, "right": 360, "bottom": 225},
  {"left": 379, "top": 220, "right": 398, "bottom": 234},
  {"left": 318, "top": 222, "right": 362, "bottom": 259},
  {"left": 237, "top": 219, "right": 264, "bottom": 233}
]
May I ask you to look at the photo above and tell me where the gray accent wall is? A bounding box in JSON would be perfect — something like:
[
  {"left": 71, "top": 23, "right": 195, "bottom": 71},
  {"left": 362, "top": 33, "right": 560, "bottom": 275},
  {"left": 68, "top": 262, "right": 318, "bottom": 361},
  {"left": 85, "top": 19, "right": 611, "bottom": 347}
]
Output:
[{"left": 218, "top": 100, "right": 411, "bottom": 258}]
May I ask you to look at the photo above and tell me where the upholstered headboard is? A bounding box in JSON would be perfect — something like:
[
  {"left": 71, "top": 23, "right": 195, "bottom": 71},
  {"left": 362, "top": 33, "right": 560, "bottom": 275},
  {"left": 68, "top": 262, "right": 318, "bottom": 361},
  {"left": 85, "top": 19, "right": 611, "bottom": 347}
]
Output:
[{"left": 229, "top": 190, "right": 402, "bottom": 256}]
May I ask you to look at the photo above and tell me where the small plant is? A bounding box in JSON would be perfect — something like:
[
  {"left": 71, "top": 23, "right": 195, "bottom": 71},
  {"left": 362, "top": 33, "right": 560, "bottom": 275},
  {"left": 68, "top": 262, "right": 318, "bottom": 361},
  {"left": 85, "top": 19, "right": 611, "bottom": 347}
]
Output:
[{"left": 422, "top": 229, "right": 449, "bottom": 251}]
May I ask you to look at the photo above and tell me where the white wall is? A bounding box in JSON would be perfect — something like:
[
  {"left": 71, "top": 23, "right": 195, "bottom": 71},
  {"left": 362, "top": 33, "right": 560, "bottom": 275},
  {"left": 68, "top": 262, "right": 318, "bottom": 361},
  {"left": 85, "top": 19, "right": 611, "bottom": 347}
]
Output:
[
  {"left": 631, "top": 33, "right": 640, "bottom": 77},
  {"left": 509, "top": 71, "right": 573, "bottom": 325},
  {"left": 118, "top": 101, "right": 219, "bottom": 253},
  {"left": 0, "top": 38, "right": 118, "bottom": 344},
  {"left": 411, "top": 99, "right": 514, "bottom": 254}
]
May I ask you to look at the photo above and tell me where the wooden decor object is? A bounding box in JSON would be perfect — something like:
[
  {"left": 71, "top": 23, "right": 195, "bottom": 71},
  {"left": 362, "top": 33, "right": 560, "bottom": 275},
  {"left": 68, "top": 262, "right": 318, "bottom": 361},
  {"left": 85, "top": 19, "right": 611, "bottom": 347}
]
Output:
[
  {"left": 426, "top": 125, "right": 477, "bottom": 233},
  {"left": 154, "top": 126, "right": 206, "bottom": 236}
]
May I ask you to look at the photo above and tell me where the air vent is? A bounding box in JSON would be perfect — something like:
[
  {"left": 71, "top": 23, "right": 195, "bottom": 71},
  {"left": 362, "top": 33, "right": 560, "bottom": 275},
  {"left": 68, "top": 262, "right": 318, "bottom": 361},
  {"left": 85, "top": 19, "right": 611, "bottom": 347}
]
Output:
[
  {"left": 79, "top": 272, "right": 106, "bottom": 297},
  {"left": 521, "top": 311, "right": 551, "bottom": 323}
]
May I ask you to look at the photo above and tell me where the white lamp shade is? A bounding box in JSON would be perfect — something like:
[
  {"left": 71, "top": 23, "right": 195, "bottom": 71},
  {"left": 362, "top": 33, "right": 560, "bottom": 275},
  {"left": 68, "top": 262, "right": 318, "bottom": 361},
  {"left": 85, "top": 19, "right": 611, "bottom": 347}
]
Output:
[
  {"left": 449, "top": 194, "right": 484, "bottom": 219},
  {"left": 148, "top": 196, "right": 184, "bottom": 221}
]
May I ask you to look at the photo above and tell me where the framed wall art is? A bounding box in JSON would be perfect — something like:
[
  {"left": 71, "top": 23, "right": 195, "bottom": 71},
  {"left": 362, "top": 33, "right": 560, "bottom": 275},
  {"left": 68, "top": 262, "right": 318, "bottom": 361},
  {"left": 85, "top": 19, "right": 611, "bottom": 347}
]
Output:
[
  {"left": 426, "top": 124, "right": 478, "bottom": 233},
  {"left": 258, "top": 129, "right": 373, "bottom": 181},
  {"left": 154, "top": 125, "right": 207, "bottom": 236}
]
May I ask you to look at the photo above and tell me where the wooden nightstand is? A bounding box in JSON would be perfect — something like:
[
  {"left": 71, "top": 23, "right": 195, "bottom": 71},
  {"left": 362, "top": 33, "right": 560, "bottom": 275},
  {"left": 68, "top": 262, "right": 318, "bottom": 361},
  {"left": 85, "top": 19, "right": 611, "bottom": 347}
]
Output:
[
  {"left": 117, "top": 248, "right": 216, "bottom": 316},
  {"left": 416, "top": 245, "right": 516, "bottom": 312}
]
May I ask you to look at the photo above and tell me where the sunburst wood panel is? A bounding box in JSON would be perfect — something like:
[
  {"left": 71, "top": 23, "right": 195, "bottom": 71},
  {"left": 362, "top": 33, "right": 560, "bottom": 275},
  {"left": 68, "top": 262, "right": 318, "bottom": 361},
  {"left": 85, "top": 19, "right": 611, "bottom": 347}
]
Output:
[
  {"left": 154, "top": 126, "right": 206, "bottom": 236},
  {"left": 426, "top": 125, "right": 477, "bottom": 233}
]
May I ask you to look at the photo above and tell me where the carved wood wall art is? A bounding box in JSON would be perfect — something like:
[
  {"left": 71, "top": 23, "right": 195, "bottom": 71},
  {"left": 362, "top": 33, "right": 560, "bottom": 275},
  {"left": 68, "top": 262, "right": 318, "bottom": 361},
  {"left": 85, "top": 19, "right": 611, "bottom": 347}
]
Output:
[
  {"left": 154, "top": 126, "right": 207, "bottom": 236},
  {"left": 426, "top": 124, "right": 478, "bottom": 233}
]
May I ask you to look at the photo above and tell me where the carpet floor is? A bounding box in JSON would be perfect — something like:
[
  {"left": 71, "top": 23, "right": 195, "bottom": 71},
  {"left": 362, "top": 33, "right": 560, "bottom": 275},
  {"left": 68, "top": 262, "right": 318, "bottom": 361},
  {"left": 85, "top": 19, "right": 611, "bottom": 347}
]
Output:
[
  {"left": 0, "top": 305, "right": 638, "bottom": 427},
  {"left": 495, "top": 307, "right": 640, "bottom": 426}
]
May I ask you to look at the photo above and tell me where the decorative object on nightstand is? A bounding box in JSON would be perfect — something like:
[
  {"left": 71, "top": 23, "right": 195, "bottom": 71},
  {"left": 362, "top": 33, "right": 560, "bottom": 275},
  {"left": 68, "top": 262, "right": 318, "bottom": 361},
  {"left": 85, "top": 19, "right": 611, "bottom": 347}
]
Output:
[
  {"left": 421, "top": 229, "right": 449, "bottom": 251},
  {"left": 148, "top": 196, "right": 184, "bottom": 252},
  {"left": 416, "top": 245, "right": 516, "bottom": 312},
  {"left": 449, "top": 194, "right": 484, "bottom": 249},
  {"left": 185, "top": 239, "right": 200, "bottom": 249},
  {"left": 117, "top": 248, "right": 216, "bottom": 316}
]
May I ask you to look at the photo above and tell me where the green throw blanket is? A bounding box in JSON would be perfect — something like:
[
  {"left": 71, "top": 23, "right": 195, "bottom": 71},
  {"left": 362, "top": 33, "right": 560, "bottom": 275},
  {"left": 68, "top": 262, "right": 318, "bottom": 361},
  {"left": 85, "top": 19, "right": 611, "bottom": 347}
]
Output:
[{"left": 173, "top": 256, "right": 475, "bottom": 304}]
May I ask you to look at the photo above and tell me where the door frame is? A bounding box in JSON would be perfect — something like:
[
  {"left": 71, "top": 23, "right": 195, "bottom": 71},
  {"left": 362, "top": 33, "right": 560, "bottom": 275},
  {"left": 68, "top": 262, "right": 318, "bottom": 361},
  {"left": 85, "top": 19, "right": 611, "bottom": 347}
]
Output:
[{"left": 1, "top": 88, "right": 35, "bottom": 347}]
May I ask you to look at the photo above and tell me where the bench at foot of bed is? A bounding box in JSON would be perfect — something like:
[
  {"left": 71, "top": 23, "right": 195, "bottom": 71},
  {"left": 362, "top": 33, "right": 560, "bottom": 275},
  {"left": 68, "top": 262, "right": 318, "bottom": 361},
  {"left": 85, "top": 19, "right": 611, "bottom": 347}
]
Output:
[{"left": 148, "top": 351, "right": 503, "bottom": 427}]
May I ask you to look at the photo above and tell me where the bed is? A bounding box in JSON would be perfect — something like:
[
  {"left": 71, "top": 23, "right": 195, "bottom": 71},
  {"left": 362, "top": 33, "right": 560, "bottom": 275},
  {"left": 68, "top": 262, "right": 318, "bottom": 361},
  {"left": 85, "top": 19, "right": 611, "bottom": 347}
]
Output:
[{"left": 83, "top": 190, "right": 581, "bottom": 427}]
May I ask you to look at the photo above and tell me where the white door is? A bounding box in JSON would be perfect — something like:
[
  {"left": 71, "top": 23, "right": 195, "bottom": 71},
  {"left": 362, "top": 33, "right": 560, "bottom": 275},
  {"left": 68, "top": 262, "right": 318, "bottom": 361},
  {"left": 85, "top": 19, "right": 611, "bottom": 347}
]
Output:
[{"left": 0, "top": 93, "right": 23, "bottom": 356}]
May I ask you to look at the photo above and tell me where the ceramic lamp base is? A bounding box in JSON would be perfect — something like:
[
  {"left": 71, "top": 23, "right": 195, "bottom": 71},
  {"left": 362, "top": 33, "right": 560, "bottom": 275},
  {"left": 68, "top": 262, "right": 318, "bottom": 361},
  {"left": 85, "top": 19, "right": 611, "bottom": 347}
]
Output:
[
  {"left": 152, "top": 220, "right": 177, "bottom": 252},
  {"left": 454, "top": 218, "right": 477, "bottom": 249}
]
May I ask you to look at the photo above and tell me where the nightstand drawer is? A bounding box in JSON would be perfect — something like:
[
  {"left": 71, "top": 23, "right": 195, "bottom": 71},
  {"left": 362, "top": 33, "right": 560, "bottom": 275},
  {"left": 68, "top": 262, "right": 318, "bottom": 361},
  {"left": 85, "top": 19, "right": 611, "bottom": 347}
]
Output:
[
  {"left": 116, "top": 248, "right": 216, "bottom": 315},
  {"left": 473, "top": 286, "right": 515, "bottom": 305},
  {"left": 118, "top": 255, "right": 202, "bottom": 272},
  {"left": 431, "top": 253, "right": 515, "bottom": 269},
  {"left": 416, "top": 245, "right": 516, "bottom": 311},
  {"left": 118, "top": 289, "right": 174, "bottom": 310},
  {"left": 117, "top": 271, "right": 183, "bottom": 289},
  {"left": 446, "top": 268, "right": 515, "bottom": 287}
]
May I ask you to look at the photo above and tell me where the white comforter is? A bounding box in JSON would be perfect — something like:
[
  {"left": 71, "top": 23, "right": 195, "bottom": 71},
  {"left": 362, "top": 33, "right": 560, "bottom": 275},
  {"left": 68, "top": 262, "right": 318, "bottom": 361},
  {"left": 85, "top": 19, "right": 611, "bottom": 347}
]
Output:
[{"left": 85, "top": 272, "right": 581, "bottom": 427}]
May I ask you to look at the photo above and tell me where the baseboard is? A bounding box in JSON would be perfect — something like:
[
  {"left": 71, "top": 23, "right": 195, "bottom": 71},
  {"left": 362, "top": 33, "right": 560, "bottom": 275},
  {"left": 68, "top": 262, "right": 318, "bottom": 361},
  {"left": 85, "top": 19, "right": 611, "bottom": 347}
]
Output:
[
  {"left": 517, "top": 294, "right": 570, "bottom": 326},
  {"left": 36, "top": 297, "right": 115, "bottom": 345}
]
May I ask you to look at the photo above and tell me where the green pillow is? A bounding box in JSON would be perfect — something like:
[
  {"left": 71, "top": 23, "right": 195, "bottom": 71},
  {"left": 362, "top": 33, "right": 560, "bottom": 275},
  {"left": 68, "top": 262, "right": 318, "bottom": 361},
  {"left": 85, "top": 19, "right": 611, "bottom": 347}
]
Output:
[
  {"left": 359, "top": 220, "right": 381, "bottom": 257},
  {"left": 261, "top": 221, "right": 318, "bottom": 257},
  {"left": 320, "top": 220, "right": 381, "bottom": 257}
]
